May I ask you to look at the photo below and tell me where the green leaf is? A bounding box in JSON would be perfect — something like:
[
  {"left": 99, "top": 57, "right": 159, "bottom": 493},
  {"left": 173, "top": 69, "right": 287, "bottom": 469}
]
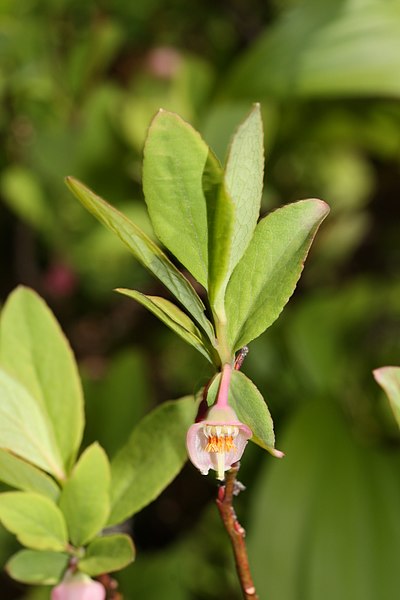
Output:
[
  {"left": 373, "top": 366, "right": 400, "bottom": 429},
  {"left": 0, "top": 287, "right": 84, "bottom": 470},
  {"left": 108, "top": 396, "right": 198, "bottom": 526},
  {"left": 117, "top": 289, "right": 218, "bottom": 364},
  {"left": 79, "top": 534, "right": 135, "bottom": 576},
  {"left": 0, "top": 491, "right": 68, "bottom": 551},
  {"left": 206, "top": 180, "right": 235, "bottom": 317},
  {"left": 65, "top": 176, "right": 215, "bottom": 343},
  {"left": 224, "top": 103, "right": 264, "bottom": 273},
  {"left": 225, "top": 199, "right": 330, "bottom": 351},
  {"left": 142, "top": 110, "right": 237, "bottom": 319},
  {"left": 6, "top": 549, "right": 69, "bottom": 585},
  {"left": 226, "top": 1, "right": 400, "bottom": 99},
  {"left": 0, "top": 450, "right": 59, "bottom": 501},
  {"left": 59, "top": 443, "right": 110, "bottom": 546},
  {"left": 248, "top": 401, "right": 400, "bottom": 600},
  {"left": 206, "top": 370, "right": 277, "bottom": 453},
  {"left": 0, "top": 369, "right": 65, "bottom": 479},
  {"left": 143, "top": 110, "right": 218, "bottom": 288}
]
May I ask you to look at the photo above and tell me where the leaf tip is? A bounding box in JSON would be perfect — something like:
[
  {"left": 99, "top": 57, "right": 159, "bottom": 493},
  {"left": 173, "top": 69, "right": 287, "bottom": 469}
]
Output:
[
  {"left": 373, "top": 366, "right": 397, "bottom": 384},
  {"left": 312, "top": 198, "right": 330, "bottom": 216},
  {"left": 271, "top": 448, "right": 285, "bottom": 459}
]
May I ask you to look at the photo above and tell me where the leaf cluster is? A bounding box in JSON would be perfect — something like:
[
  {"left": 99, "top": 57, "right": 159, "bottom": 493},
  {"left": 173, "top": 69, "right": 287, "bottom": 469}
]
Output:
[
  {"left": 0, "top": 288, "right": 196, "bottom": 586},
  {"left": 66, "top": 107, "right": 329, "bottom": 456}
]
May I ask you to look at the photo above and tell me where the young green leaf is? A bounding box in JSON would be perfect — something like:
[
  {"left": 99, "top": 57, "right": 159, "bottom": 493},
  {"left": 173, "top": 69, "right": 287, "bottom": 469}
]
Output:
[
  {"left": 6, "top": 549, "right": 69, "bottom": 585},
  {"left": 206, "top": 181, "right": 235, "bottom": 318},
  {"left": 116, "top": 289, "right": 218, "bottom": 364},
  {"left": 143, "top": 110, "right": 219, "bottom": 288},
  {"left": 0, "top": 491, "right": 68, "bottom": 551},
  {"left": 59, "top": 443, "right": 110, "bottom": 547},
  {"left": 108, "top": 396, "right": 198, "bottom": 526},
  {"left": 0, "top": 450, "right": 60, "bottom": 501},
  {"left": 0, "top": 369, "right": 65, "bottom": 480},
  {"left": 224, "top": 103, "right": 264, "bottom": 273},
  {"left": 0, "top": 287, "right": 84, "bottom": 471},
  {"left": 225, "top": 199, "right": 330, "bottom": 351},
  {"left": 373, "top": 366, "right": 400, "bottom": 429},
  {"left": 207, "top": 371, "right": 278, "bottom": 454},
  {"left": 65, "top": 176, "right": 215, "bottom": 342},
  {"left": 79, "top": 534, "right": 135, "bottom": 576}
]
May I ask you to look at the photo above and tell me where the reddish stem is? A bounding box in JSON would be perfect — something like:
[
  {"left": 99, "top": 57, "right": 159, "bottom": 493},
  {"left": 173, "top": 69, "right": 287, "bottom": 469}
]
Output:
[
  {"left": 97, "top": 574, "right": 122, "bottom": 600},
  {"left": 216, "top": 462, "right": 259, "bottom": 600}
]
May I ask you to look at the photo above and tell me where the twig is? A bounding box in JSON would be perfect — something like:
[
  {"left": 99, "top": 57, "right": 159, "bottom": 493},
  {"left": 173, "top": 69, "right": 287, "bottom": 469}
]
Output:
[
  {"left": 216, "top": 462, "right": 259, "bottom": 600},
  {"left": 97, "top": 574, "right": 123, "bottom": 600}
]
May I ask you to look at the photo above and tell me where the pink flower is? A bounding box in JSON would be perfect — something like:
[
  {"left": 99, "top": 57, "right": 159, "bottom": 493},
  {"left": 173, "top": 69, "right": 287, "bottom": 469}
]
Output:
[
  {"left": 186, "top": 404, "right": 252, "bottom": 481},
  {"left": 51, "top": 573, "right": 105, "bottom": 600}
]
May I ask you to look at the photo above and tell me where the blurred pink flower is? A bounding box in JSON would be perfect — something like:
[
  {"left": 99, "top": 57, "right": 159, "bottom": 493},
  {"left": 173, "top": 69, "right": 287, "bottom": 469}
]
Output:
[
  {"left": 51, "top": 573, "right": 105, "bottom": 600},
  {"left": 187, "top": 404, "right": 252, "bottom": 481}
]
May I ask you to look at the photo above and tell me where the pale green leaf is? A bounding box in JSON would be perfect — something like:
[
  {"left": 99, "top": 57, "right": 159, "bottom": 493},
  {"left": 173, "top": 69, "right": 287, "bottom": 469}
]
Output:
[
  {"left": 59, "top": 443, "right": 110, "bottom": 546},
  {"left": 206, "top": 370, "right": 277, "bottom": 453},
  {"left": 6, "top": 549, "right": 69, "bottom": 585},
  {"left": 226, "top": 1, "right": 400, "bottom": 99},
  {"left": 0, "top": 369, "right": 65, "bottom": 479},
  {"left": 373, "top": 366, "right": 400, "bottom": 429},
  {"left": 65, "top": 176, "right": 215, "bottom": 342},
  {"left": 116, "top": 289, "right": 218, "bottom": 364},
  {"left": 225, "top": 199, "right": 330, "bottom": 351},
  {"left": 0, "top": 491, "right": 68, "bottom": 551},
  {"left": 0, "top": 450, "right": 59, "bottom": 501},
  {"left": 224, "top": 103, "right": 264, "bottom": 273},
  {"left": 108, "top": 396, "right": 198, "bottom": 526},
  {"left": 0, "top": 287, "right": 84, "bottom": 470},
  {"left": 79, "top": 534, "right": 135, "bottom": 576}
]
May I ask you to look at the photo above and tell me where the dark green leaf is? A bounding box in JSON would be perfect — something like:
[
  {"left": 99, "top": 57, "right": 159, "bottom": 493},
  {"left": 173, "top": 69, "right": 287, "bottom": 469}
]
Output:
[
  {"left": 143, "top": 110, "right": 217, "bottom": 288},
  {"left": 65, "top": 177, "right": 215, "bottom": 342},
  {"left": 117, "top": 289, "right": 218, "bottom": 364},
  {"left": 225, "top": 199, "right": 329, "bottom": 351},
  {"left": 206, "top": 181, "right": 235, "bottom": 319},
  {"left": 224, "top": 103, "right": 264, "bottom": 272}
]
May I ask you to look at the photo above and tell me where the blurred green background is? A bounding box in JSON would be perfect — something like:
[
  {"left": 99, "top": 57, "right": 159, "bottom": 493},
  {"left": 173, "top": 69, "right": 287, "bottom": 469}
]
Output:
[{"left": 1, "top": 0, "right": 400, "bottom": 598}]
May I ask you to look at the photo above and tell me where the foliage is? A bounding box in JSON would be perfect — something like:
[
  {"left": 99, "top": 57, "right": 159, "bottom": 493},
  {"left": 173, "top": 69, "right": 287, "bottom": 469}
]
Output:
[
  {"left": 0, "top": 0, "right": 400, "bottom": 598},
  {"left": 0, "top": 288, "right": 196, "bottom": 588}
]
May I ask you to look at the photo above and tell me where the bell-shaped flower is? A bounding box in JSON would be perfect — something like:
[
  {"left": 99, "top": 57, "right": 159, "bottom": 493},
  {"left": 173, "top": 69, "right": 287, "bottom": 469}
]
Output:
[
  {"left": 51, "top": 572, "right": 105, "bottom": 600},
  {"left": 186, "top": 404, "right": 252, "bottom": 481}
]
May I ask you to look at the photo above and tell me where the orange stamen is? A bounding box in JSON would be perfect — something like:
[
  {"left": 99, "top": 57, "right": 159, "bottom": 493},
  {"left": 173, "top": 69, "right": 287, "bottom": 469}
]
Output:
[{"left": 205, "top": 435, "right": 235, "bottom": 453}]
